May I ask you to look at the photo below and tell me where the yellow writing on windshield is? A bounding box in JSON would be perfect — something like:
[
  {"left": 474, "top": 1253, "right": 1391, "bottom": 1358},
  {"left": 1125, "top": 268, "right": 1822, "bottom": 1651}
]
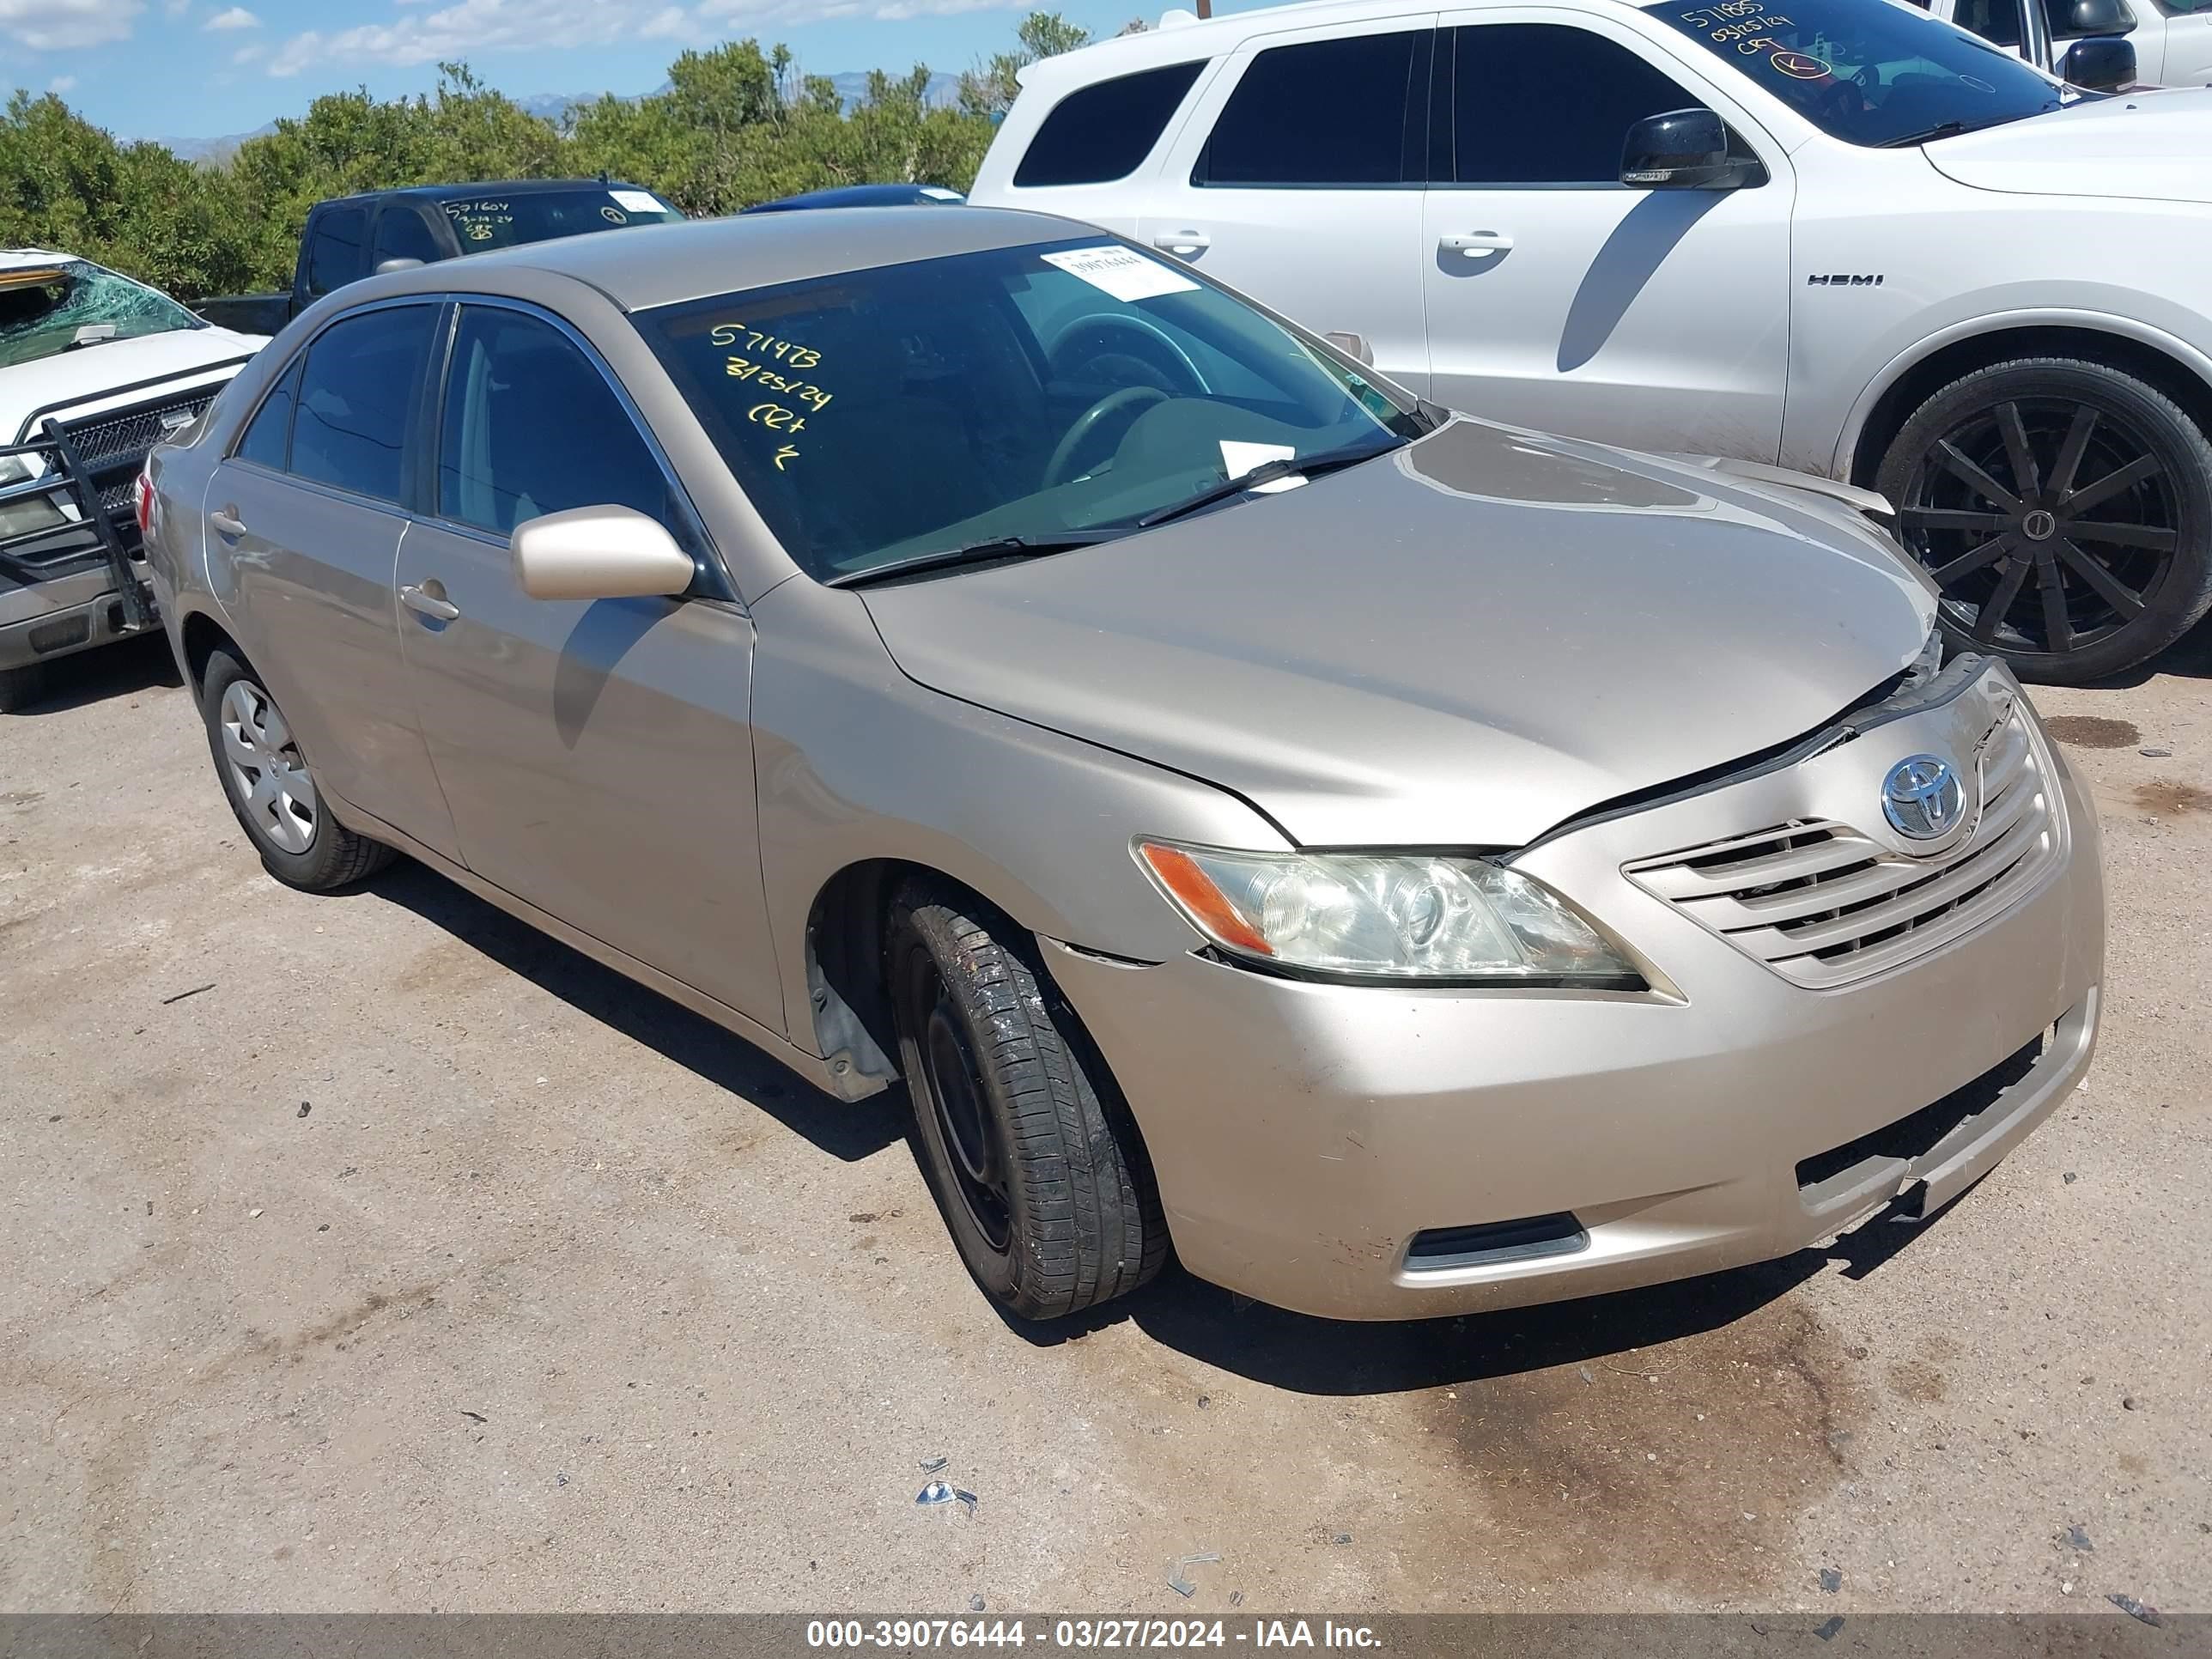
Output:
[
  {"left": 724, "top": 358, "right": 833, "bottom": 411},
  {"left": 709, "top": 322, "right": 822, "bottom": 371}
]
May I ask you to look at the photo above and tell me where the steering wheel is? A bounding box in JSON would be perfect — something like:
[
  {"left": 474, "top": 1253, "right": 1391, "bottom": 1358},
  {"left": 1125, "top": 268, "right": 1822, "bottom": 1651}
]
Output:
[
  {"left": 1044, "top": 386, "right": 1169, "bottom": 489},
  {"left": 1047, "top": 313, "right": 1209, "bottom": 398}
]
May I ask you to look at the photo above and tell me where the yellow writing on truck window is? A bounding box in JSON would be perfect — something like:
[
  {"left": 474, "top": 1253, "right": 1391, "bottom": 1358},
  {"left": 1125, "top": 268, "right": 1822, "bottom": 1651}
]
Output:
[{"left": 748, "top": 403, "right": 806, "bottom": 434}]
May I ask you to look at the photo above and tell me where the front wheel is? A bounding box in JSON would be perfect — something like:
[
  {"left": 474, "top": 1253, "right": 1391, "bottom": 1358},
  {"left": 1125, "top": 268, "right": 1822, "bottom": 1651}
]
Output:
[
  {"left": 201, "top": 649, "right": 394, "bottom": 890},
  {"left": 1878, "top": 357, "right": 2212, "bottom": 684},
  {"left": 888, "top": 881, "right": 1166, "bottom": 1320}
]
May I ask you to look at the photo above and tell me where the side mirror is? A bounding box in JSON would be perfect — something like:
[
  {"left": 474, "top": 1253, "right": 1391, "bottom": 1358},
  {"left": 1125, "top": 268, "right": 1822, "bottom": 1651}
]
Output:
[
  {"left": 1620, "top": 107, "right": 1761, "bottom": 191},
  {"left": 1323, "top": 331, "right": 1375, "bottom": 368},
  {"left": 511, "top": 504, "right": 695, "bottom": 601},
  {"left": 374, "top": 257, "right": 425, "bottom": 276},
  {"left": 2059, "top": 0, "right": 2135, "bottom": 33},
  {"left": 2061, "top": 34, "right": 2136, "bottom": 88}
]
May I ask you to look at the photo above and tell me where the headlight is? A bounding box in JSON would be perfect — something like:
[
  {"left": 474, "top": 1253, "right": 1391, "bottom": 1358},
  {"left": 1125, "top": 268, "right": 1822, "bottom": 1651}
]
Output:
[{"left": 1135, "top": 841, "right": 1641, "bottom": 987}]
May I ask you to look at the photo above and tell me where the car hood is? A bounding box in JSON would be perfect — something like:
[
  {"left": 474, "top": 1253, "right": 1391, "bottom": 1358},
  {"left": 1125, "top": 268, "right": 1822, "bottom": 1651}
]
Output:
[
  {"left": 1923, "top": 88, "right": 2212, "bottom": 204},
  {"left": 2, "top": 325, "right": 266, "bottom": 441},
  {"left": 860, "top": 420, "right": 1936, "bottom": 848}
]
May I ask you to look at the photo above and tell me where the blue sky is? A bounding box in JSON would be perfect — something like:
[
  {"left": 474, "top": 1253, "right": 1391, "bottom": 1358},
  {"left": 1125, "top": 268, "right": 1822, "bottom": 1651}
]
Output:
[{"left": 2, "top": 0, "right": 1257, "bottom": 142}]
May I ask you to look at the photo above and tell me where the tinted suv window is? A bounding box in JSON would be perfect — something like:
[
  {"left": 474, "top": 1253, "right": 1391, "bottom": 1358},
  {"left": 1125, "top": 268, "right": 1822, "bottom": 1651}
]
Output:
[
  {"left": 1959, "top": 0, "right": 2026, "bottom": 45},
  {"left": 373, "top": 206, "right": 442, "bottom": 267},
  {"left": 235, "top": 360, "right": 301, "bottom": 471},
  {"left": 437, "top": 307, "right": 674, "bottom": 537},
  {"left": 303, "top": 206, "right": 367, "bottom": 297},
  {"left": 290, "top": 305, "right": 434, "bottom": 503},
  {"left": 1198, "top": 32, "right": 1425, "bottom": 186},
  {"left": 1454, "top": 25, "right": 1715, "bottom": 184},
  {"left": 1014, "top": 62, "right": 1206, "bottom": 187}
]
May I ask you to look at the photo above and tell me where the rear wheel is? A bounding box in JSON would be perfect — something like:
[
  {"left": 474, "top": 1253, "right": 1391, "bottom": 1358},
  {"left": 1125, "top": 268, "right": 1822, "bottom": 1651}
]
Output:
[
  {"left": 1878, "top": 358, "right": 2212, "bottom": 684},
  {"left": 201, "top": 649, "right": 394, "bottom": 890},
  {"left": 887, "top": 880, "right": 1165, "bottom": 1320},
  {"left": 0, "top": 663, "right": 44, "bottom": 714}
]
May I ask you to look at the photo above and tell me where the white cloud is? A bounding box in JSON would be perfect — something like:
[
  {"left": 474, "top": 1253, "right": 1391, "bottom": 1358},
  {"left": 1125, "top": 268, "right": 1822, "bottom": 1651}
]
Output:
[
  {"left": 165, "top": 0, "right": 189, "bottom": 15},
  {"left": 233, "top": 40, "right": 264, "bottom": 61},
  {"left": 49, "top": 74, "right": 79, "bottom": 93},
  {"left": 264, "top": 0, "right": 1024, "bottom": 74},
  {"left": 0, "top": 0, "right": 145, "bottom": 50},
  {"left": 204, "top": 4, "right": 258, "bottom": 27}
]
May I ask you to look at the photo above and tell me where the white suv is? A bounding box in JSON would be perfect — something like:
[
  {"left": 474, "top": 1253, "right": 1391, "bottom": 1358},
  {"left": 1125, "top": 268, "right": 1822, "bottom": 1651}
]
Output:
[{"left": 971, "top": 0, "right": 2212, "bottom": 681}]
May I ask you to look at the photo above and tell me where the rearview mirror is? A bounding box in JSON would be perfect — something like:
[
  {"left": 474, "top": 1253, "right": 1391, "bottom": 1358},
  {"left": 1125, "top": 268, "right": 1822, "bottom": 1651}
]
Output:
[
  {"left": 511, "top": 504, "right": 696, "bottom": 601},
  {"left": 2060, "top": 0, "right": 2135, "bottom": 34},
  {"left": 1620, "top": 108, "right": 1762, "bottom": 191},
  {"left": 2061, "top": 34, "right": 2136, "bottom": 88},
  {"left": 374, "top": 257, "right": 425, "bottom": 276}
]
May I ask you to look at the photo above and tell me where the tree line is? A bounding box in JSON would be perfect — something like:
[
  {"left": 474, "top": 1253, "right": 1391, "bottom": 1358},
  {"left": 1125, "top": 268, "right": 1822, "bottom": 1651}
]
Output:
[{"left": 0, "top": 11, "right": 1108, "bottom": 303}]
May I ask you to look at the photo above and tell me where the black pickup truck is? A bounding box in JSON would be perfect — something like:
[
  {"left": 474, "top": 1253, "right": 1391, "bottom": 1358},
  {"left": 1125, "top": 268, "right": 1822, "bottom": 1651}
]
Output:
[{"left": 197, "top": 178, "right": 683, "bottom": 335}]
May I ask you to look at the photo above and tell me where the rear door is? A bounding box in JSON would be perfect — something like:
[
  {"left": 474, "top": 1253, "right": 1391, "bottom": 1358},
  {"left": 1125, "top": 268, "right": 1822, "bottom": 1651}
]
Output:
[
  {"left": 1140, "top": 15, "right": 1438, "bottom": 392},
  {"left": 392, "top": 300, "right": 781, "bottom": 1027},
  {"left": 1420, "top": 12, "right": 1794, "bottom": 459},
  {"left": 204, "top": 301, "right": 459, "bottom": 857}
]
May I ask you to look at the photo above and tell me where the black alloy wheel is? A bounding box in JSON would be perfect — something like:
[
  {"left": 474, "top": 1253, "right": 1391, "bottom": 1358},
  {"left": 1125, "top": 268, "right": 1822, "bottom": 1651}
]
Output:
[{"left": 1881, "top": 359, "right": 2212, "bottom": 684}]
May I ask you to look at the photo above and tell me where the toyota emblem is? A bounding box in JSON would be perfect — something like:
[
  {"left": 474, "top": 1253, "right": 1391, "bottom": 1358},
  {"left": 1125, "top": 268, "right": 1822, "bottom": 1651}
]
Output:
[{"left": 1882, "top": 754, "right": 1966, "bottom": 842}]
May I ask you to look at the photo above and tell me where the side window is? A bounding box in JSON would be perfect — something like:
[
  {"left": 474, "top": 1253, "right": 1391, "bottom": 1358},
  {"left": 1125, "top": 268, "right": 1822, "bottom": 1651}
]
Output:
[
  {"left": 1014, "top": 62, "right": 1206, "bottom": 187},
  {"left": 290, "top": 305, "right": 434, "bottom": 504},
  {"left": 1955, "top": 0, "right": 2025, "bottom": 46},
  {"left": 371, "top": 206, "right": 442, "bottom": 269},
  {"left": 437, "top": 307, "right": 675, "bottom": 538},
  {"left": 1197, "top": 31, "right": 1425, "bottom": 187},
  {"left": 1452, "top": 25, "right": 1724, "bottom": 185},
  {"left": 234, "top": 359, "right": 301, "bottom": 471},
  {"left": 303, "top": 206, "right": 368, "bottom": 297}
]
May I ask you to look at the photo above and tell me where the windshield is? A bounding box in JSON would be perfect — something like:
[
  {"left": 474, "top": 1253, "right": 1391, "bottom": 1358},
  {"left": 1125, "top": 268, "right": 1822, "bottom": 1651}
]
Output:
[
  {"left": 1644, "top": 0, "right": 2074, "bottom": 146},
  {"left": 0, "top": 260, "right": 203, "bottom": 368},
  {"left": 441, "top": 187, "right": 683, "bottom": 252},
  {"left": 637, "top": 238, "right": 1423, "bottom": 582}
]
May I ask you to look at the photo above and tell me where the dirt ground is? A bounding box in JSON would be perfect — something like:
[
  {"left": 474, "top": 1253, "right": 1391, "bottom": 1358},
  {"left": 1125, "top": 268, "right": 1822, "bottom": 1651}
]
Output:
[{"left": 2, "top": 629, "right": 2206, "bottom": 1616}]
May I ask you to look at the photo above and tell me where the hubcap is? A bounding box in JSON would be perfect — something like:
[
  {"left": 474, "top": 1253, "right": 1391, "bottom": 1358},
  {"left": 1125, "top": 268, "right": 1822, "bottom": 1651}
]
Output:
[
  {"left": 220, "top": 679, "right": 318, "bottom": 854},
  {"left": 1897, "top": 397, "right": 2179, "bottom": 658}
]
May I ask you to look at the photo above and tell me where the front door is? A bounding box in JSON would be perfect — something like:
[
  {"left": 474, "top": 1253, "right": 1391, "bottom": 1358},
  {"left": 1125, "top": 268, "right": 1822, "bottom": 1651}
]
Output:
[
  {"left": 206, "top": 301, "right": 459, "bottom": 859},
  {"left": 1421, "top": 15, "right": 1794, "bottom": 460},
  {"left": 1139, "top": 15, "right": 1438, "bottom": 392},
  {"left": 392, "top": 301, "right": 782, "bottom": 1029}
]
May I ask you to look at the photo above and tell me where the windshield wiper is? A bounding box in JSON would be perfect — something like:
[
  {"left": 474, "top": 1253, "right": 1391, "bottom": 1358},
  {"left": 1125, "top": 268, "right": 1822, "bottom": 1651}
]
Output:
[
  {"left": 1135, "top": 441, "right": 1401, "bottom": 530},
  {"left": 824, "top": 530, "right": 1124, "bottom": 589},
  {"left": 1879, "top": 120, "right": 1972, "bottom": 149}
]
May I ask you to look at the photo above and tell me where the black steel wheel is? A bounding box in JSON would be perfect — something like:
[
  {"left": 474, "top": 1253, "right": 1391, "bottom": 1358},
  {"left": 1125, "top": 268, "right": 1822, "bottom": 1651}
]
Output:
[
  {"left": 1879, "top": 358, "right": 2212, "bottom": 684},
  {"left": 886, "top": 879, "right": 1166, "bottom": 1320}
]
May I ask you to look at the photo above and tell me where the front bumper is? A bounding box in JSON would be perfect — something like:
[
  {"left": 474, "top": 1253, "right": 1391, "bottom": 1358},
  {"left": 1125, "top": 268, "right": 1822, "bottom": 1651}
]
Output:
[
  {"left": 1048, "top": 665, "right": 2104, "bottom": 1322},
  {"left": 0, "top": 566, "right": 149, "bottom": 672}
]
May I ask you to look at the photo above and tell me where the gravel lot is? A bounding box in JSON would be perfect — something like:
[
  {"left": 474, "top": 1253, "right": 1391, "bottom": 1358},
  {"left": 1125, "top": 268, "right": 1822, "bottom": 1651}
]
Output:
[{"left": 2, "top": 629, "right": 2207, "bottom": 1616}]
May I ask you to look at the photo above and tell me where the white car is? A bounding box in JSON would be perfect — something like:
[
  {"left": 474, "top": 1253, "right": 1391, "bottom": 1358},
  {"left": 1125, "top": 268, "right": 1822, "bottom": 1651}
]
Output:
[
  {"left": 1924, "top": 0, "right": 2212, "bottom": 86},
  {"left": 972, "top": 0, "right": 2212, "bottom": 681},
  {"left": 2, "top": 251, "right": 265, "bottom": 710}
]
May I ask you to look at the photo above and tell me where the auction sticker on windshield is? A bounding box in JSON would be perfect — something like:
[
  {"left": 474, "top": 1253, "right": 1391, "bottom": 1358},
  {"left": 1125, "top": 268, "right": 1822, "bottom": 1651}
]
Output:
[
  {"left": 1040, "top": 246, "right": 1199, "bottom": 304},
  {"left": 611, "top": 189, "right": 665, "bottom": 214}
]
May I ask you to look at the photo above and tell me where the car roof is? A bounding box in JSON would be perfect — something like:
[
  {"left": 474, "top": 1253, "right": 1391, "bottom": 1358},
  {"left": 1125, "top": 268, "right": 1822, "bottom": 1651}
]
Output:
[
  {"left": 367, "top": 204, "right": 1099, "bottom": 313},
  {"left": 324, "top": 178, "right": 658, "bottom": 207}
]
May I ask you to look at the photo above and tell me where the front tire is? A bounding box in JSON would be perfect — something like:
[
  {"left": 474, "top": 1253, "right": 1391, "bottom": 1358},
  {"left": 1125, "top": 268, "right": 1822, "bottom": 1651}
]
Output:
[
  {"left": 888, "top": 880, "right": 1165, "bottom": 1320},
  {"left": 0, "top": 663, "right": 44, "bottom": 714},
  {"left": 1878, "top": 357, "right": 2212, "bottom": 684},
  {"left": 201, "top": 649, "right": 393, "bottom": 890}
]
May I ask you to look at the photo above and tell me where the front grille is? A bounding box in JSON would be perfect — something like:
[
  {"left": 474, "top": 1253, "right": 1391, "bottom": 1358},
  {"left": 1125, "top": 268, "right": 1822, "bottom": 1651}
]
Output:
[
  {"left": 1625, "top": 708, "right": 2060, "bottom": 989},
  {"left": 57, "top": 387, "right": 219, "bottom": 534}
]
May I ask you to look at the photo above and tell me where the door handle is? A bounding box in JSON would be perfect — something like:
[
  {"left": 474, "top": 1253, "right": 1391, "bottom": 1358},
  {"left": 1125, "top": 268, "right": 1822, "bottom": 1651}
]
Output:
[
  {"left": 1439, "top": 231, "right": 1515, "bottom": 257},
  {"left": 1153, "top": 230, "right": 1211, "bottom": 256},
  {"left": 209, "top": 507, "right": 246, "bottom": 537},
  {"left": 400, "top": 583, "right": 460, "bottom": 623}
]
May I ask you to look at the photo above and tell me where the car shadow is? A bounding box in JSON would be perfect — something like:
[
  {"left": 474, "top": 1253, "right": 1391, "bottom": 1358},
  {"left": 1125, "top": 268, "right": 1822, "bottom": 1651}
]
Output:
[
  {"left": 8, "top": 631, "right": 183, "bottom": 716},
  {"left": 990, "top": 1200, "right": 1954, "bottom": 1397},
  {"left": 2071, "top": 610, "right": 2212, "bottom": 690},
  {"left": 357, "top": 857, "right": 906, "bottom": 1164}
]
